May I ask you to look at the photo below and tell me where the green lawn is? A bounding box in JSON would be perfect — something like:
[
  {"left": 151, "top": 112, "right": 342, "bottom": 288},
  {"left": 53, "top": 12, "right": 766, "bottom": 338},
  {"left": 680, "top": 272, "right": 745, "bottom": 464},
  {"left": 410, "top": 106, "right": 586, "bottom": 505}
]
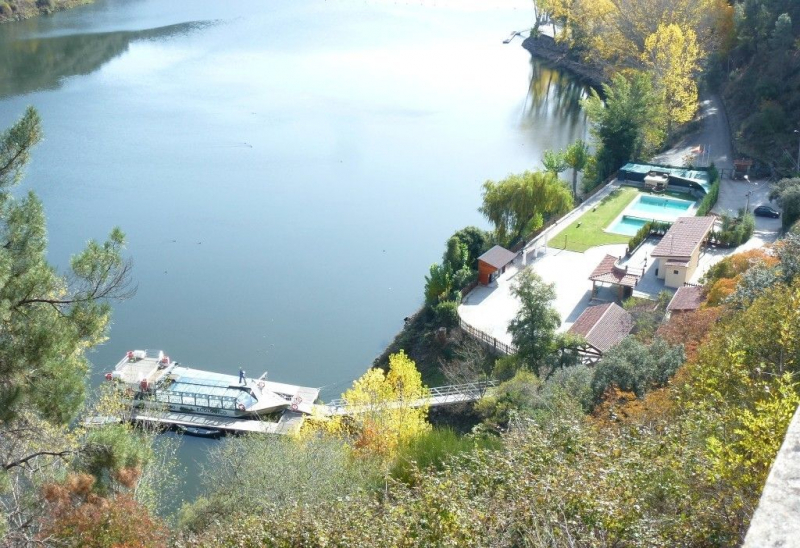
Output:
[{"left": 548, "top": 187, "right": 639, "bottom": 252}]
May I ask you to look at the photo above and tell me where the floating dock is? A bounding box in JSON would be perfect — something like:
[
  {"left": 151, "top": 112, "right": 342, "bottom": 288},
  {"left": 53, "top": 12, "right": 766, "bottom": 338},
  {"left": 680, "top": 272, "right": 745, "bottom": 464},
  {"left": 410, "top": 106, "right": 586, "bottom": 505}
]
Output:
[
  {"left": 131, "top": 409, "right": 306, "bottom": 435},
  {"left": 100, "top": 350, "right": 497, "bottom": 436}
]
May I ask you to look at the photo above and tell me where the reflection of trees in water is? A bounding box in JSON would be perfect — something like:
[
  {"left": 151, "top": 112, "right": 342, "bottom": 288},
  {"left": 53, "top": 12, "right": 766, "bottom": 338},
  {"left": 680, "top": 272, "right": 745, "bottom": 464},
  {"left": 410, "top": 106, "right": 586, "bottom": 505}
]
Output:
[
  {"left": 522, "top": 58, "right": 589, "bottom": 138},
  {"left": 0, "top": 21, "right": 214, "bottom": 99}
]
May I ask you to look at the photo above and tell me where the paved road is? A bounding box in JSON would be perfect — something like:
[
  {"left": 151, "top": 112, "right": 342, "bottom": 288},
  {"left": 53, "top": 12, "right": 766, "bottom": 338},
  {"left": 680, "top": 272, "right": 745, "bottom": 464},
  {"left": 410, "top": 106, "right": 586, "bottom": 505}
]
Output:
[{"left": 653, "top": 94, "right": 734, "bottom": 171}]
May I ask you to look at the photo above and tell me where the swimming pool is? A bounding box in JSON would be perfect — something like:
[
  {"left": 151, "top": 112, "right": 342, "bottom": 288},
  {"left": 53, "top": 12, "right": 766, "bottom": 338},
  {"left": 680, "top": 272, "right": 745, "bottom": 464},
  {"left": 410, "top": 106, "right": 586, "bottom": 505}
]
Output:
[
  {"left": 608, "top": 215, "right": 650, "bottom": 236},
  {"left": 606, "top": 194, "right": 696, "bottom": 236},
  {"left": 628, "top": 195, "right": 694, "bottom": 216}
]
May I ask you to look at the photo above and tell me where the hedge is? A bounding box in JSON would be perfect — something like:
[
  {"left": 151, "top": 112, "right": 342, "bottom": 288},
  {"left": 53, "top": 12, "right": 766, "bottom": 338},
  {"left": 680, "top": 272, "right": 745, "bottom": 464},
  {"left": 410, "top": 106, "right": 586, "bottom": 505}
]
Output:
[
  {"left": 628, "top": 220, "right": 672, "bottom": 251},
  {"left": 696, "top": 164, "right": 720, "bottom": 216}
]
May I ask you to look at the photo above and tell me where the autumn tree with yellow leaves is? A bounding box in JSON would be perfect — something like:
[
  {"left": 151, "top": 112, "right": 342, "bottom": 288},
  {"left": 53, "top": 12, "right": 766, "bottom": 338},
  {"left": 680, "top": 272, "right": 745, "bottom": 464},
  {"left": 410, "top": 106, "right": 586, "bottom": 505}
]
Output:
[
  {"left": 306, "top": 351, "right": 431, "bottom": 463},
  {"left": 642, "top": 23, "right": 701, "bottom": 133}
]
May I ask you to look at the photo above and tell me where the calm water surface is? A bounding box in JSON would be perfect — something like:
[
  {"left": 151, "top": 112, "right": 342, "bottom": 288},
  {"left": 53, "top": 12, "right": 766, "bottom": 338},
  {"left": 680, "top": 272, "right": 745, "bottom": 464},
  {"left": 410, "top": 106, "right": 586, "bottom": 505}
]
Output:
[{"left": 0, "top": 0, "right": 588, "bottom": 503}]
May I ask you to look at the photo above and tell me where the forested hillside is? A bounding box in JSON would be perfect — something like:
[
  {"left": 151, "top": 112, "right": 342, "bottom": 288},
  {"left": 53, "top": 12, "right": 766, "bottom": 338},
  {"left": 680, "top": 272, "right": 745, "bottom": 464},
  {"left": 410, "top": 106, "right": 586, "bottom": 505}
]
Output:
[{"left": 720, "top": 0, "right": 800, "bottom": 174}]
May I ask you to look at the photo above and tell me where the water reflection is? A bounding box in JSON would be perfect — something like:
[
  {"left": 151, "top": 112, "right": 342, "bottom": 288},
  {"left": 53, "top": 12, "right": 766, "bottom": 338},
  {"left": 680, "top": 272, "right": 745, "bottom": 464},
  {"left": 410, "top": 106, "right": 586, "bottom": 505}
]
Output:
[
  {"left": 522, "top": 57, "right": 589, "bottom": 132},
  {"left": 0, "top": 21, "right": 213, "bottom": 99}
]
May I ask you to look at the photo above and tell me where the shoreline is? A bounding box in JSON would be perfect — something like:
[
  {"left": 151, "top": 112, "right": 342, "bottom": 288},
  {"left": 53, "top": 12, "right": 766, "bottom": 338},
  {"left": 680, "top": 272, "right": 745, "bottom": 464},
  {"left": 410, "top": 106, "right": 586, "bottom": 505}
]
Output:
[
  {"left": 521, "top": 34, "right": 606, "bottom": 91},
  {"left": 0, "top": 0, "right": 93, "bottom": 24}
]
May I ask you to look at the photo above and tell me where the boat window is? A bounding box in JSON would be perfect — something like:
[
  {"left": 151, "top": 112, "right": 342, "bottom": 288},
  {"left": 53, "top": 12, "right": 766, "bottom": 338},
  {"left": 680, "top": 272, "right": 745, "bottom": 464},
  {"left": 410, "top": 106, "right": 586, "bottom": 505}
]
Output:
[
  {"left": 208, "top": 397, "right": 221, "bottom": 408},
  {"left": 236, "top": 392, "right": 257, "bottom": 409},
  {"left": 169, "top": 395, "right": 182, "bottom": 404},
  {"left": 222, "top": 399, "right": 234, "bottom": 410},
  {"left": 157, "top": 393, "right": 169, "bottom": 403},
  {"left": 182, "top": 395, "right": 195, "bottom": 406},
  {"left": 195, "top": 396, "right": 209, "bottom": 408}
]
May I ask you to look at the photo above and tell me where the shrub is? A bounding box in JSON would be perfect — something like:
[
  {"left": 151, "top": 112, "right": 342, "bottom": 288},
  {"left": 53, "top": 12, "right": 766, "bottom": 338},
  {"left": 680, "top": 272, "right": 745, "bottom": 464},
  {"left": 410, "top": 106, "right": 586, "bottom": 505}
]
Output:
[
  {"left": 433, "top": 300, "right": 460, "bottom": 328},
  {"left": 628, "top": 220, "right": 671, "bottom": 250},
  {"left": 390, "top": 428, "right": 501, "bottom": 486},
  {"left": 711, "top": 212, "right": 755, "bottom": 247},
  {"left": 591, "top": 337, "right": 685, "bottom": 402},
  {"left": 628, "top": 221, "right": 653, "bottom": 250},
  {"left": 696, "top": 165, "right": 720, "bottom": 216}
]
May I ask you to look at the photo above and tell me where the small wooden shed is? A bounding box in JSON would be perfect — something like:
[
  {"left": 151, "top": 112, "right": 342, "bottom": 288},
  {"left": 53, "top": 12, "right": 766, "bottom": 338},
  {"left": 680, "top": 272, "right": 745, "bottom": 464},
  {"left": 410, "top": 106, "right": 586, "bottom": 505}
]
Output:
[{"left": 477, "top": 245, "right": 517, "bottom": 285}]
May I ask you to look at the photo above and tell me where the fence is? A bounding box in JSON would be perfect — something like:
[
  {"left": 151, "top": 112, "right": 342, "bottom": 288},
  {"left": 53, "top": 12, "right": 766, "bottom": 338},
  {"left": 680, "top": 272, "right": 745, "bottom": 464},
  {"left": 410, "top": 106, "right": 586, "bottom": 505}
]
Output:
[{"left": 459, "top": 318, "right": 517, "bottom": 355}]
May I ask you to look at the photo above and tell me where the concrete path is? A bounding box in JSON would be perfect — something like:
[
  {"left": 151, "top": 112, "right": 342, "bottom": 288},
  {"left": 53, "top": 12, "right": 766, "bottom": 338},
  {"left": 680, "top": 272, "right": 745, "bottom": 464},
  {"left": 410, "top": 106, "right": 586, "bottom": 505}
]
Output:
[
  {"left": 458, "top": 179, "right": 632, "bottom": 346},
  {"left": 459, "top": 242, "right": 627, "bottom": 346}
]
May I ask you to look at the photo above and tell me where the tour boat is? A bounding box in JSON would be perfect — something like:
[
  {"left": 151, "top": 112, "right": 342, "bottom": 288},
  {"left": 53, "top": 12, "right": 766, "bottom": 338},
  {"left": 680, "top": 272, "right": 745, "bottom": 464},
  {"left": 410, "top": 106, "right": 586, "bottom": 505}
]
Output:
[{"left": 105, "top": 350, "right": 317, "bottom": 418}]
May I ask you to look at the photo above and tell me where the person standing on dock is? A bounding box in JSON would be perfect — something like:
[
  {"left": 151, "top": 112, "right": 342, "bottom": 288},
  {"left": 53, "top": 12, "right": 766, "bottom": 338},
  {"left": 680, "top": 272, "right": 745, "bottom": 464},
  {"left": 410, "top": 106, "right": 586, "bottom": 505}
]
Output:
[{"left": 239, "top": 368, "right": 246, "bottom": 384}]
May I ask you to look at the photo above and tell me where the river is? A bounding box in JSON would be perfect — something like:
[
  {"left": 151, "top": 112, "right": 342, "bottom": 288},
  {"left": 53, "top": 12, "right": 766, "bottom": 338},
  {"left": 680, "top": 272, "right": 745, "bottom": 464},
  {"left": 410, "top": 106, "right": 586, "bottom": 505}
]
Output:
[{"left": 0, "top": 0, "right": 588, "bottom": 505}]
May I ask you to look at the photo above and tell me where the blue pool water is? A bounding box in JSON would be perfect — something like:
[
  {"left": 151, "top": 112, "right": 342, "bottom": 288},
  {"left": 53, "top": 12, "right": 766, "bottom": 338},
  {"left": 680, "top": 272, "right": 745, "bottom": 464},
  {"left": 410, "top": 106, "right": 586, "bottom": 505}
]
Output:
[
  {"left": 608, "top": 216, "right": 649, "bottom": 236},
  {"left": 607, "top": 194, "right": 696, "bottom": 236},
  {"left": 628, "top": 195, "right": 694, "bottom": 216}
]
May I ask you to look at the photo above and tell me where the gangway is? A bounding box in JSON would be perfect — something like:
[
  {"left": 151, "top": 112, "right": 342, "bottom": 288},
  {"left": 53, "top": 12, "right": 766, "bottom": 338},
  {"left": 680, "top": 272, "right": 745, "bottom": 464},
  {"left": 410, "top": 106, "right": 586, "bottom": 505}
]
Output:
[{"left": 320, "top": 380, "right": 498, "bottom": 417}]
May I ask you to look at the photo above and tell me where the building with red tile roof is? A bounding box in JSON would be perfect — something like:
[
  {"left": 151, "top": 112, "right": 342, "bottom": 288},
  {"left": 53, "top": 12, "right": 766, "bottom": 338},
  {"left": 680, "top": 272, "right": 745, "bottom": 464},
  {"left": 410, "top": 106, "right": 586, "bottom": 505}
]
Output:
[
  {"left": 568, "top": 302, "right": 634, "bottom": 362},
  {"left": 666, "top": 285, "right": 705, "bottom": 314},
  {"left": 651, "top": 216, "right": 715, "bottom": 288}
]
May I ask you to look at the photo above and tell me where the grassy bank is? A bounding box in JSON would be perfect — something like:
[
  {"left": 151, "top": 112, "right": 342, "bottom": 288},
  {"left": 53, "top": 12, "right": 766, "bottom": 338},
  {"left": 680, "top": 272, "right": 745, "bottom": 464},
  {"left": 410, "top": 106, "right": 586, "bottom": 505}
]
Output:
[
  {"left": 548, "top": 187, "right": 638, "bottom": 252},
  {"left": 0, "top": 0, "right": 92, "bottom": 23}
]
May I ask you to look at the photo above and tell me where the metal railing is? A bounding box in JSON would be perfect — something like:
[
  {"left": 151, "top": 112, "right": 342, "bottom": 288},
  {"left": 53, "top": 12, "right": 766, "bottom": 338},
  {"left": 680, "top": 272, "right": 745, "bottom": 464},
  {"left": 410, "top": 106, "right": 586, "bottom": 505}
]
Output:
[{"left": 324, "top": 380, "right": 498, "bottom": 412}]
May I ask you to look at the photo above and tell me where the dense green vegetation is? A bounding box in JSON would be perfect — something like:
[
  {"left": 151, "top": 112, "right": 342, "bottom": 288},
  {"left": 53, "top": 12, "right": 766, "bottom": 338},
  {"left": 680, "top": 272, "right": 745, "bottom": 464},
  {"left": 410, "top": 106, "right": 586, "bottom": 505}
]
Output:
[
  {"left": 0, "top": 109, "right": 171, "bottom": 546},
  {"left": 696, "top": 164, "right": 721, "bottom": 216},
  {"left": 720, "top": 1, "right": 800, "bottom": 174}
]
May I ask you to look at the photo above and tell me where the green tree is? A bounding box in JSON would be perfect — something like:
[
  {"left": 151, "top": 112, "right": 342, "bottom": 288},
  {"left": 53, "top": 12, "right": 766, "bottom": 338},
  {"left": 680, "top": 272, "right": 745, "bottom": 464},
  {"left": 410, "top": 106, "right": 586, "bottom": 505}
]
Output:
[
  {"left": 507, "top": 269, "right": 561, "bottom": 372},
  {"left": 591, "top": 337, "right": 684, "bottom": 401},
  {"left": 0, "top": 108, "right": 137, "bottom": 544},
  {"left": 479, "top": 170, "right": 572, "bottom": 245},
  {"left": 442, "top": 236, "right": 468, "bottom": 272},
  {"left": 423, "top": 263, "right": 454, "bottom": 306},
  {"left": 769, "top": 177, "right": 800, "bottom": 229},
  {"left": 563, "top": 139, "right": 590, "bottom": 196},
  {"left": 584, "top": 72, "right": 665, "bottom": 181},
  {"left": 541, "top": 148, "right": 567, "bottom": 176},
  {"left": 449, "top": 226, "right": 491, "bottom": 269}
]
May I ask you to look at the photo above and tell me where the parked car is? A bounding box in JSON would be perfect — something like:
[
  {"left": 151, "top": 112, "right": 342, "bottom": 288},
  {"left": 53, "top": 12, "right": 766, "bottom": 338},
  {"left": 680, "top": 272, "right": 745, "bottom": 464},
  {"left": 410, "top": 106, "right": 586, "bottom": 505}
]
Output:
[{"left": 753, "top": 205, "right": 780, "bottom": 218}]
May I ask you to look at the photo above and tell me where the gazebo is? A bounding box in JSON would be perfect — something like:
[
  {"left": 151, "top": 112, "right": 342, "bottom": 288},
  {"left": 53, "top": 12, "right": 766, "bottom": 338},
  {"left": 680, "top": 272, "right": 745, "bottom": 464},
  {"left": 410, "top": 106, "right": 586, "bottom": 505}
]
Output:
[
  {"left": 588, "top": 254, "right": 641, "bottom": 301},
  {"left": 477, "top": 245, "right": 517, "bottom": 285}
]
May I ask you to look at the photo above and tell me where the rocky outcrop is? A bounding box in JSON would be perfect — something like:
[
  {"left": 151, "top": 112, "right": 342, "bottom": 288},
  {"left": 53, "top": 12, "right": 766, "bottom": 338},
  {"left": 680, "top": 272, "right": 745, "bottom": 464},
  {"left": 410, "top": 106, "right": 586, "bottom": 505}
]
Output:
[{"left": 522, "top": 34, "right": 606, "bottom": 91}]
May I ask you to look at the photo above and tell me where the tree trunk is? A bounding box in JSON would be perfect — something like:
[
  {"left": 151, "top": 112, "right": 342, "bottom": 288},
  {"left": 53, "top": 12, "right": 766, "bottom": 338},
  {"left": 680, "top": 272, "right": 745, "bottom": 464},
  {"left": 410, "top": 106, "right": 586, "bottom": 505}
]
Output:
[{"left": 572, "top": 168, "right": 578, "bottom": 197}]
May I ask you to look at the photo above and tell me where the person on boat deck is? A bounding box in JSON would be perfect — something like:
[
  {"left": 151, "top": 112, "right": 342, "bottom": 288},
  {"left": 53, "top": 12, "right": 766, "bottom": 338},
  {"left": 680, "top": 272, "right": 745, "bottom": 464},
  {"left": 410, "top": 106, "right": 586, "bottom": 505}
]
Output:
[{"left": 239, "top": 368, "right": 246, "bottom": 384}]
